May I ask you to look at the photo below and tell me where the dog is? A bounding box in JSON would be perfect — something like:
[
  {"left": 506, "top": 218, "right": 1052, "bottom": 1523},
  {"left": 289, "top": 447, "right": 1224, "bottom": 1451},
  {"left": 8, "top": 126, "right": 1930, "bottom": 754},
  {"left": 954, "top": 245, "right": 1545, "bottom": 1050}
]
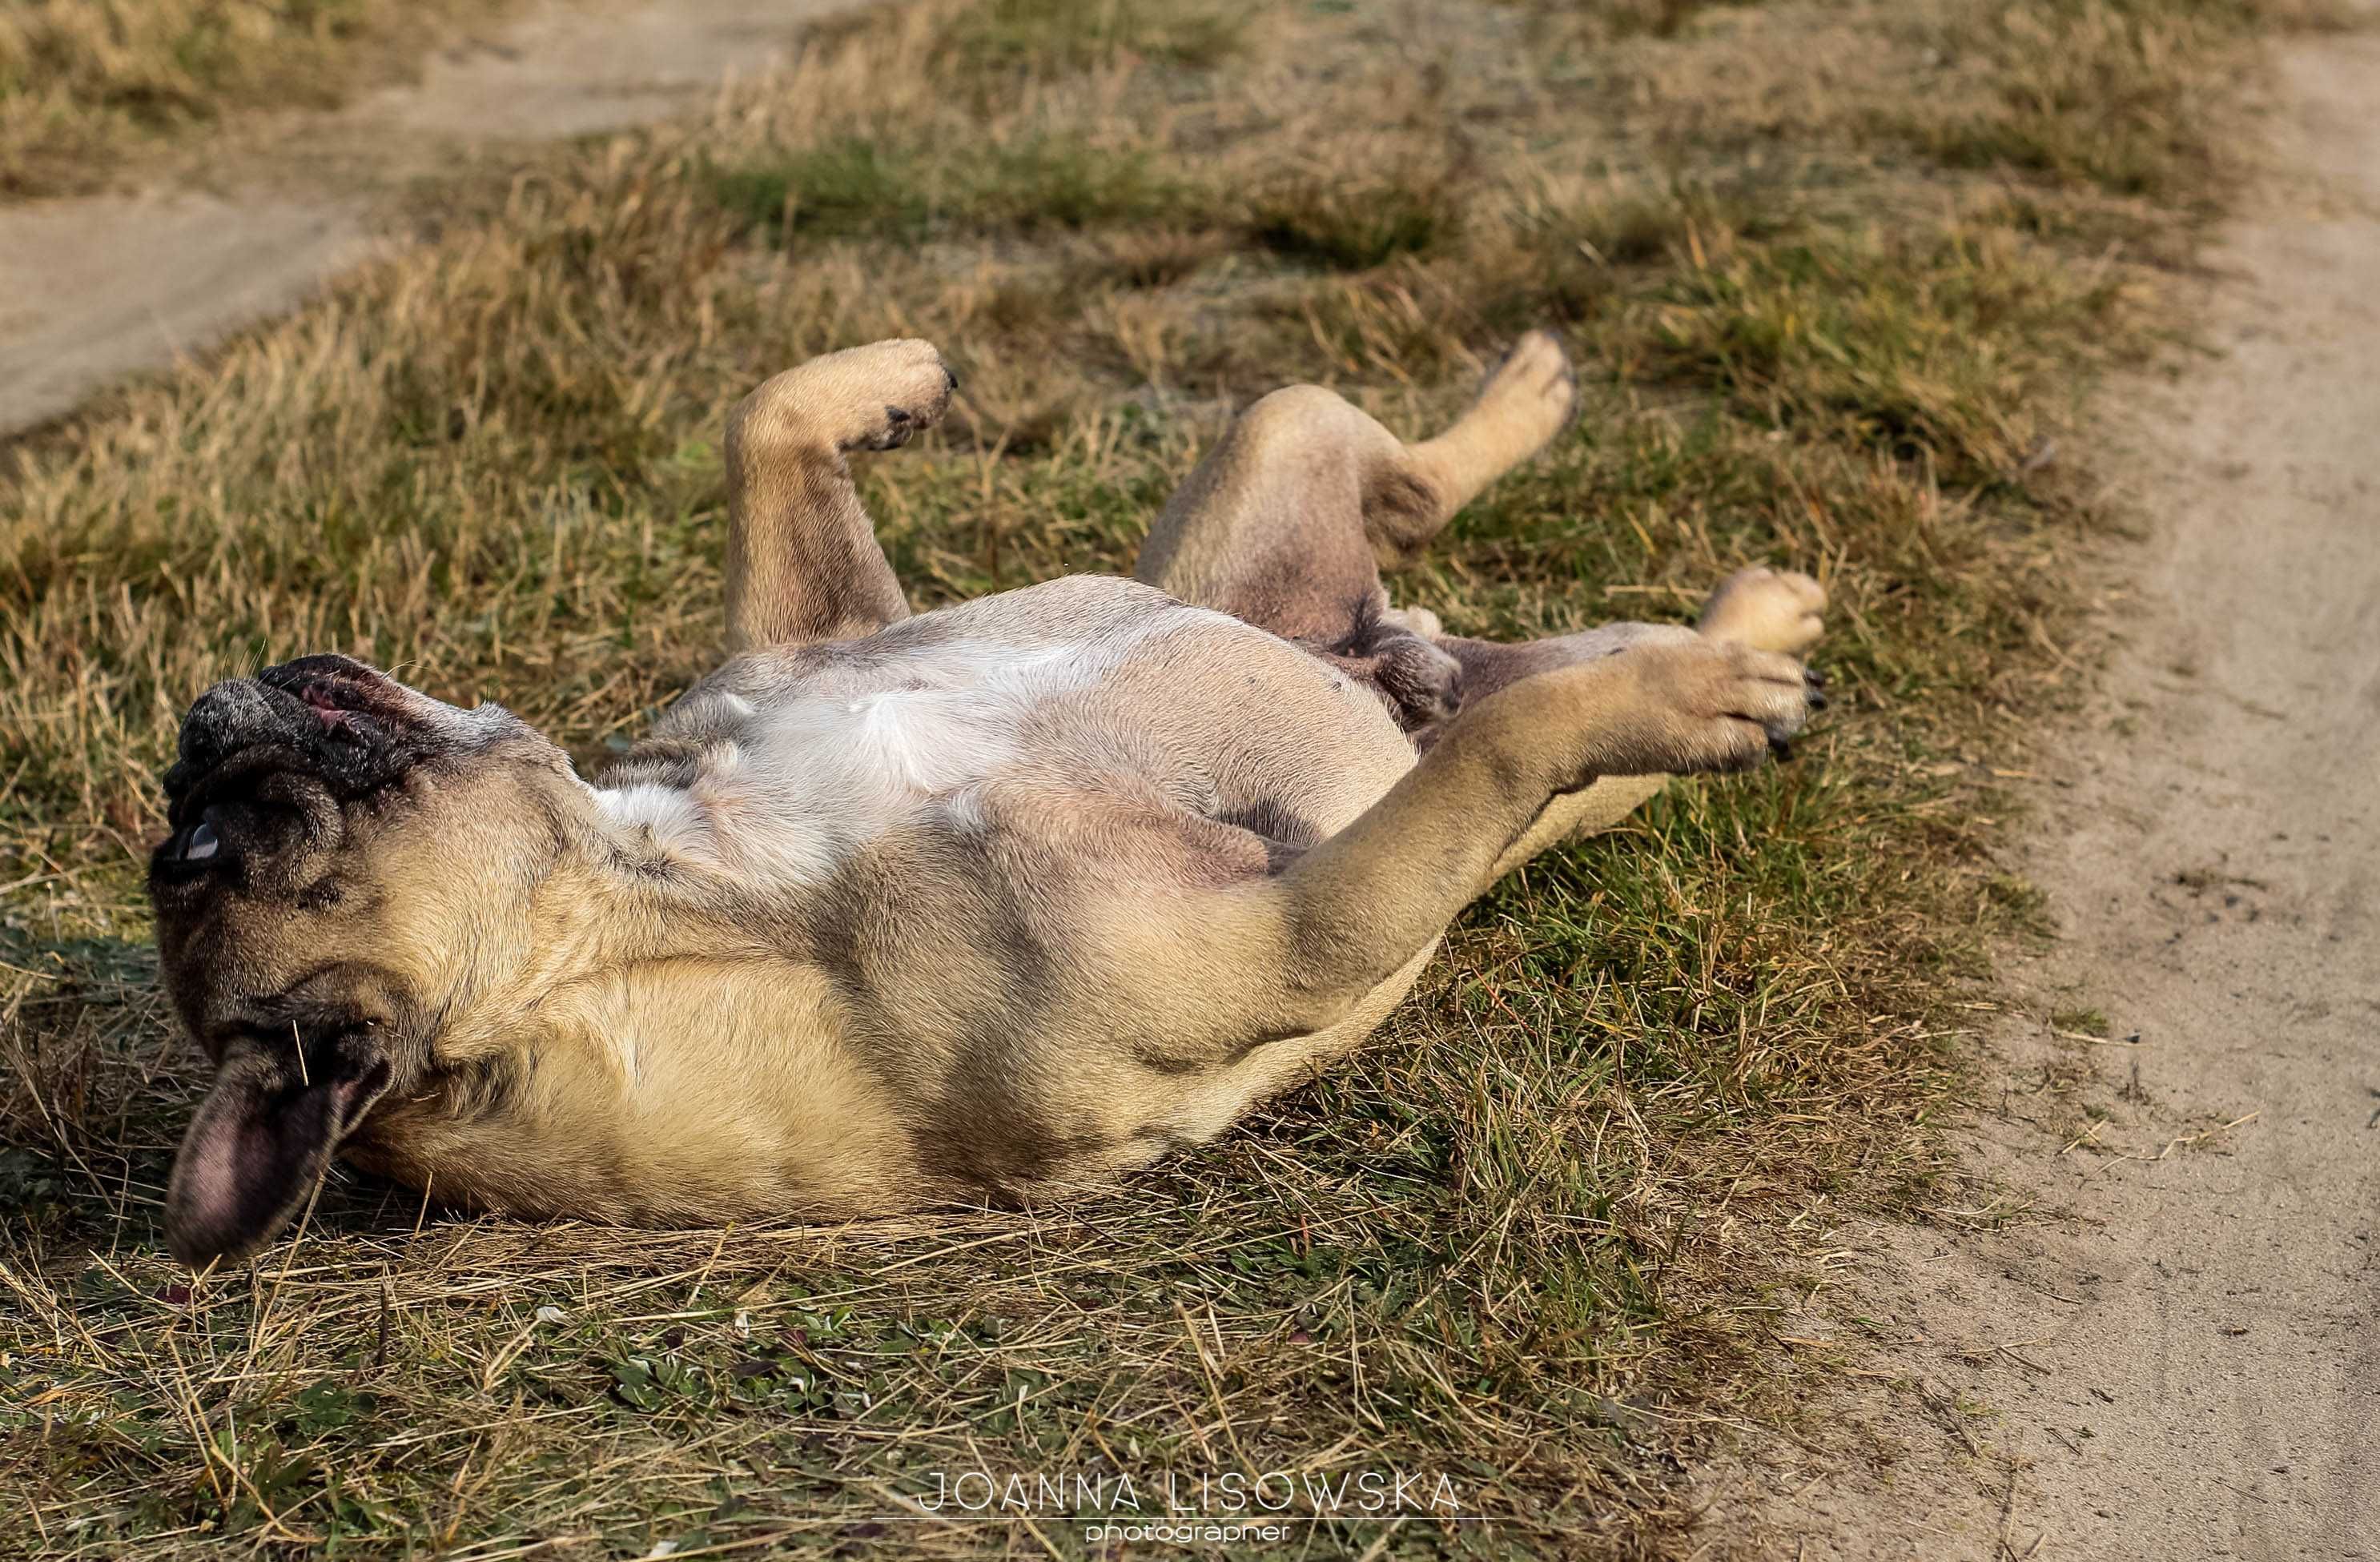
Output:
[{"left": 149, "top": 331, "right": 1827, "bottom": 1267}]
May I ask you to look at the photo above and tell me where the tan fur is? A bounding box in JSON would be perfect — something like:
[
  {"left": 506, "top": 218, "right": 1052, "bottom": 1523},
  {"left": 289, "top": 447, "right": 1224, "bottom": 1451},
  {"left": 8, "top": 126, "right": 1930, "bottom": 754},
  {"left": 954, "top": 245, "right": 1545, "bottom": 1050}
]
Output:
[{"left": 149, "top": 331, "right": 1827, "bottom": 1263}]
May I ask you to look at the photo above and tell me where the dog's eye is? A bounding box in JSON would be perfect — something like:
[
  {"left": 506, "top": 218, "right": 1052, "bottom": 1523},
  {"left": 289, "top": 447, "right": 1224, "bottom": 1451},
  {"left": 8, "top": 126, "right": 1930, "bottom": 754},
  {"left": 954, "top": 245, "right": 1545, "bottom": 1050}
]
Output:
[{"left": 177, "top": 821, "right": 221, "bottom": 862}]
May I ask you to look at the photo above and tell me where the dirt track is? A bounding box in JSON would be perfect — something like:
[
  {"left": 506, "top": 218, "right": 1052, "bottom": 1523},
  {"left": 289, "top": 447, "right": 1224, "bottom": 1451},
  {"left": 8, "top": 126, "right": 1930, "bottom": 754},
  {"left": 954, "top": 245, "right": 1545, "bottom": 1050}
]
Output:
[
  {"left": 0, "top": 0, "right": 851, "bottom": 435},
  {"left": 1723, "top": 22, "right": 2380, "bottom": 1561}
]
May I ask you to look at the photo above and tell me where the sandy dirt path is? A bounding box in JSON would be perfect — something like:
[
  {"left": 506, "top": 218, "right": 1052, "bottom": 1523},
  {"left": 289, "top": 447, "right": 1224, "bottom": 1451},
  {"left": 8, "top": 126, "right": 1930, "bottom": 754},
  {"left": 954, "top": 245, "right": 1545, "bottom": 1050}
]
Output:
[
  {"left": 0, "top": 0, "right": 855, "bottom": 436},
  {"left": 1712, "top": 22, "right": 2380, "bottom": 1561}
]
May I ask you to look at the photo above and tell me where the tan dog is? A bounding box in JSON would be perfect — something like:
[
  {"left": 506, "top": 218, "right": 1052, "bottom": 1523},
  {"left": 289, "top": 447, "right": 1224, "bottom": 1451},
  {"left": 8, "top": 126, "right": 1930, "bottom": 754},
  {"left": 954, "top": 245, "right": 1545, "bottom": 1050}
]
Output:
[{"left": 150, "top": 333, "right": 1827, "bottom": 1266}]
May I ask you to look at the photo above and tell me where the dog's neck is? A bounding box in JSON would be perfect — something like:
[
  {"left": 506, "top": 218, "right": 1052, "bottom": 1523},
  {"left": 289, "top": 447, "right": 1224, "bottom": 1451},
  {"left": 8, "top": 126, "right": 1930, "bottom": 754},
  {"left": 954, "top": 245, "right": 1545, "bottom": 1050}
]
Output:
[
  {"left": 367, "top": 801, "right": 915, "bottom": 1222},
  {"left": 431, "top": 794, "right": 811, "bottom": 1063}
]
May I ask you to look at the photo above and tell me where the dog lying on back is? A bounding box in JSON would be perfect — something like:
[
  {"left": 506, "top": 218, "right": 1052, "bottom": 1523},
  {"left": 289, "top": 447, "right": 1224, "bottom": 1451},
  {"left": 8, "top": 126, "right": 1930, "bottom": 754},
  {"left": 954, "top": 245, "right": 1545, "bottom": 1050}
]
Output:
[{"left": 150, "top": 332, "right": 1827, "bottom": 1266}]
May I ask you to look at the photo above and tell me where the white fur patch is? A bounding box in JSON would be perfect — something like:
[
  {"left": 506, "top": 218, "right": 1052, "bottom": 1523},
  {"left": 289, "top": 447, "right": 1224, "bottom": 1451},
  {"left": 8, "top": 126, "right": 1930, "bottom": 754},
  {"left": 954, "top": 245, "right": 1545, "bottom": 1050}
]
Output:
[{"left": 593, "top": 633, "right": 1140, "bottom": 885}]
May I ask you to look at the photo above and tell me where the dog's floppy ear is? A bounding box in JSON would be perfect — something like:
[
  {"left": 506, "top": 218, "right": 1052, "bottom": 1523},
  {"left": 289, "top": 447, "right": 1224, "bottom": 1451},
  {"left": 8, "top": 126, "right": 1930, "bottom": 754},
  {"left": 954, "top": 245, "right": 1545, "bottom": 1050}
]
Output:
[{"left": 164, "top": 1030, "right": 393, "bottom": 1267}]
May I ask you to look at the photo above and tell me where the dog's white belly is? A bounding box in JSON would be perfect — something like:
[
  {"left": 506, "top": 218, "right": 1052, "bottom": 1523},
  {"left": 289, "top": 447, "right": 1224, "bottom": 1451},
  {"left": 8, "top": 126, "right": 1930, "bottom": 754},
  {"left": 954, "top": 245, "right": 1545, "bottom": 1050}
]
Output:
[
  {"left": 596, "top": 636, "right": 1099, "bottom": 881},
  {"left": 595, "top": 577, "right": 1416, "bottom": 883}
]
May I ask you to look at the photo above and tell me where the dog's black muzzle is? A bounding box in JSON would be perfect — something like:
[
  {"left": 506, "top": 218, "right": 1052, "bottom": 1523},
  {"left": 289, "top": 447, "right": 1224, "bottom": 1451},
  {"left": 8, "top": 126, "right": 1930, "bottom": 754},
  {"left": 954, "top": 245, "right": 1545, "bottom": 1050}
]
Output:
[{"left": 163, "top": 654, "right": 432, "bottom": 825}]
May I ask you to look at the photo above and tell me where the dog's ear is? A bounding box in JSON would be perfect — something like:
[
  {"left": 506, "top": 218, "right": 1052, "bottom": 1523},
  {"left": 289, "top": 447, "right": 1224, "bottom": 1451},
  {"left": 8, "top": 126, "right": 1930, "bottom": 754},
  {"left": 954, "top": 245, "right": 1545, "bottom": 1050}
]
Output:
[{"left": 164, "top": 1031, "right": 392, "bottom": 1267}]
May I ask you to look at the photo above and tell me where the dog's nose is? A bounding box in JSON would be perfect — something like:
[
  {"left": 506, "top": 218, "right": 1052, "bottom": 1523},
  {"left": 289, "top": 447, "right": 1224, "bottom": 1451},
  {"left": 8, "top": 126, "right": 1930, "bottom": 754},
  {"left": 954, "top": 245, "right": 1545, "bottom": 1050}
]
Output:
[
  {"left": 176, "top": 678, "right": 287, "bottom": 774},
  {"left": 166, "top": 662, "right": 427, "bottom": 814}
]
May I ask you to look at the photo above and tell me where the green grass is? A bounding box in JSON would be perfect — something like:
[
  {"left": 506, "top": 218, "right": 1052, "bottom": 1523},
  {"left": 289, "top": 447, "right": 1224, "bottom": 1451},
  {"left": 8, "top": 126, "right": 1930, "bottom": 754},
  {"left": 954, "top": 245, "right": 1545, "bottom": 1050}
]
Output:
[
  {"left": 0, "top": 0, "right": 2318, "bottom": 1553},
  {"left": 711, "top": 134, "right": 1191, "bottom": 244},
  {"left": 2052, "top": 1006, "right": 2112, "bottom": 1037}
]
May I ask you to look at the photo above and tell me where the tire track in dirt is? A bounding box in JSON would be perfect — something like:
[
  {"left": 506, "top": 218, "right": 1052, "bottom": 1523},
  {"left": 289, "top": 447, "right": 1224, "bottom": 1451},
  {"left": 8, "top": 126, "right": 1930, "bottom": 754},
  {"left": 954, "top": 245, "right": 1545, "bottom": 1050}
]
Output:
[{"left": 0, "top": 0, "right": 858, "bottom": 436}]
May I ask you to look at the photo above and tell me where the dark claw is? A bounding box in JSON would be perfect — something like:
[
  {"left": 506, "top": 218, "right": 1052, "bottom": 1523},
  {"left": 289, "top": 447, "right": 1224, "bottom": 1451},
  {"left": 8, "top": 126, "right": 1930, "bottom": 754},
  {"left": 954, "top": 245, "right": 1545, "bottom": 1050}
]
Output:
[
  {"left": 1806, "top": 665, "right": 1827, "bottom": 688},
  {"left": 1768, "top": 733, "right": 1795, "bottom": 762},
  {"left": 1807, "top": 688, "right": 1829, "bottom": 712}
]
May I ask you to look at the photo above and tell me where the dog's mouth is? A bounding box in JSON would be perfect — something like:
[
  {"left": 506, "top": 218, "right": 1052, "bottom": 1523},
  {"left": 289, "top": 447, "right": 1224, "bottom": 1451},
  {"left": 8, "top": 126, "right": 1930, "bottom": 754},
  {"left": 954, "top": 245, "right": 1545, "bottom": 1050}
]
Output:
[{"left": 263, "top": 656, "right": 407, "bottom": 743}]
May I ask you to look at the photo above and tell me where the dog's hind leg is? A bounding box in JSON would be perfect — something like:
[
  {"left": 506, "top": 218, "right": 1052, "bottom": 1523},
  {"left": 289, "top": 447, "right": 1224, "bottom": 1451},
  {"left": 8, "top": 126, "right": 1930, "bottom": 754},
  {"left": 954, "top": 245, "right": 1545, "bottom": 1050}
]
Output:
[
  {"left": 722, "top": 339, "right": 957, "bottom": 653},
  {"left": 1132, "top": 331, "right": 1577, "bottom": 728},
  {"left": 1436, "top": 566, "right": 1827, "bottom": 708},
  {"left": 1117, "top": 635, "right": 1818, "bottom": 1091}
]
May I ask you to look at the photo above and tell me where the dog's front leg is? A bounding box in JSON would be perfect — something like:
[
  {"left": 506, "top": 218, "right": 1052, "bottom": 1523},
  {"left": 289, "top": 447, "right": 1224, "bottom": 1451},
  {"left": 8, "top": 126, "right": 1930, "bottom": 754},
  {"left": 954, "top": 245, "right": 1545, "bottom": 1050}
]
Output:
[
  {"left": 1216, "top": 637, "right": 1819, "bottom": 1039},
  {"left": 1457, "top": 566, "right": 1831, "bottom": 873},
  {"left": 722, "top": 339, "right": 957, "bottom": 652}
]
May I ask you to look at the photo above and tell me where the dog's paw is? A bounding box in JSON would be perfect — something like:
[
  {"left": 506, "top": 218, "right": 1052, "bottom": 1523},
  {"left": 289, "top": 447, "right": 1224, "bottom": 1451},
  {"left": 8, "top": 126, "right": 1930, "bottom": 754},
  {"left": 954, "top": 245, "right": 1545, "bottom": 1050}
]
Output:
[
  {"left": 1473, "top": 328, "right": 1578, "bottom": 449},
  {"left": 1376, "top": 603, "right": 1445, "bottom": 640},
  {"left": 846, "top": 338, "right": 959, "bottom": 451},
  {"left": 1610, "top": 637, "right": 1820, "bottom": 775},
  {"left": 736, "top": 338, "right": 958, "bottom": 456},
  {"left": 1696, "top": 565, "right": 1827, "bottom": 655}
]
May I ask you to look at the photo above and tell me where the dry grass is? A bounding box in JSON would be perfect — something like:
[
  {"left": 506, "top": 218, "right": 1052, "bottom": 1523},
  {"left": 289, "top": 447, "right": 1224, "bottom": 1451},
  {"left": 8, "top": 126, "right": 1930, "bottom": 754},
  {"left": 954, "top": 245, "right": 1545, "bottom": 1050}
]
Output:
[
  {"left": 0, "top": 0, "right": 2324, "bottom": 1554},
  {"left": 0, "top": 0, "right": 511, "bottom": 199}
]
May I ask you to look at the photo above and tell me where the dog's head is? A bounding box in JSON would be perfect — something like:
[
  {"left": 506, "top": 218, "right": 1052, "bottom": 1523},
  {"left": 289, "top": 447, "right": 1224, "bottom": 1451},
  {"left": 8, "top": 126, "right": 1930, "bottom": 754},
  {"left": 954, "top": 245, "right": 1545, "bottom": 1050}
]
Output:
[{"left": 150, "top": 654, "right": 580, "bottom": 1267}]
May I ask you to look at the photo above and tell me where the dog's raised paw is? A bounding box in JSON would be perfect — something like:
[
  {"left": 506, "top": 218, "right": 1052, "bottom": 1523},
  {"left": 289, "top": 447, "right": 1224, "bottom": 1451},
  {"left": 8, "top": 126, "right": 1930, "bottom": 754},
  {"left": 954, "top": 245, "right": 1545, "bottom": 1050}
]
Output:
[
  {"left": 846, "top": 339, "right": 958, "bottom": 451},
  {"left": 737, "top": 337, "right": 957, "bottom": 456},
  {"left": 1483, "top": 328, "right": 1578, "bottom": 434},
  {"left": 1696, "top": 565, "right": 1827, "bottom": 656}
]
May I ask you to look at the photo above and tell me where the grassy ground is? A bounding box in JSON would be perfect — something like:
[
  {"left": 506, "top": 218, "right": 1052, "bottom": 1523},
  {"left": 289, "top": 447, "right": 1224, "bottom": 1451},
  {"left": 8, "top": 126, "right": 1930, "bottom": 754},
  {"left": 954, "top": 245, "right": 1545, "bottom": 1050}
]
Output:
[
  {"left": 0, "top": 0, "right": 510, "bottom": 199},
  {"left": 0, "top": 0, "right": 2326, "bottom": 1554}
]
